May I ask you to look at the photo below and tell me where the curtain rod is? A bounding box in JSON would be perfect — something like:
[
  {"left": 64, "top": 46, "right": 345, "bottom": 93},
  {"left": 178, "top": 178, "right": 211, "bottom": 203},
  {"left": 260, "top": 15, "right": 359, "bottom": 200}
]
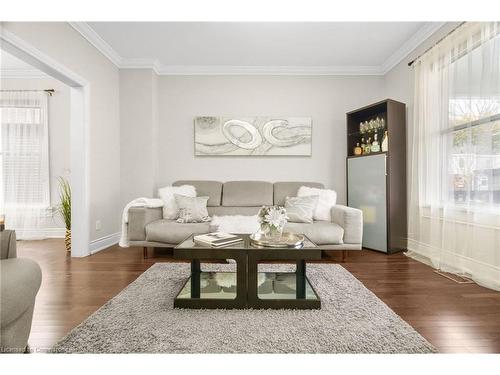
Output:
[
  {"left": 408, "top": 22, "right": 466, "bottom": 67},
  {"left": 0, "top": 89, "right": 55, "bottom": 96}
]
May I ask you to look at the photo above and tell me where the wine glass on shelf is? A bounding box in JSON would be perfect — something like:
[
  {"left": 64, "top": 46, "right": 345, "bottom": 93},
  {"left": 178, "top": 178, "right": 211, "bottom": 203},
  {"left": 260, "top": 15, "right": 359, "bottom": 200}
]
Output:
[
  {"left": 368, "top": 119, "right": 375, "bottom": 134},
  {"left": 359, "top": 121, "right": 367, "bottom": 135}
]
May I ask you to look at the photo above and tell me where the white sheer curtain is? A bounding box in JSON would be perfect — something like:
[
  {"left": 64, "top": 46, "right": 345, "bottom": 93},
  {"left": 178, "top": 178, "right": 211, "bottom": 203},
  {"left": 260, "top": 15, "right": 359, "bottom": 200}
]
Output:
[
  {"left": 0, "top": 90, "right": 50, "bottom": 239},
  {"left": 409, "top": 22, "right": 500, "bottom": 290}
]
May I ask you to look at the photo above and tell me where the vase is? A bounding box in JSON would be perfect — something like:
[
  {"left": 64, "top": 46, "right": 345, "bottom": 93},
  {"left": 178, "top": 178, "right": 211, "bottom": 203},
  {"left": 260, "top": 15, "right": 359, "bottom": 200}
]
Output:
[
  {"left": 257, "top": 205, "right": 287, "bottom": 242},
  {"left": 65, "top": 228, "right": 71, "bottom": 252},
  {"left": 263, "top": 224, "right": 284, "bottom": 241}
]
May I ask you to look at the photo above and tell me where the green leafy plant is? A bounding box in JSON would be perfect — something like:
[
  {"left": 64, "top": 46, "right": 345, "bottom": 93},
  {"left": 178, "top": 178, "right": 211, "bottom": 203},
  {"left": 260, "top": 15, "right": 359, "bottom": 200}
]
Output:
[{"left": 57, "top": 177, "right": 71, "bottom": 230}]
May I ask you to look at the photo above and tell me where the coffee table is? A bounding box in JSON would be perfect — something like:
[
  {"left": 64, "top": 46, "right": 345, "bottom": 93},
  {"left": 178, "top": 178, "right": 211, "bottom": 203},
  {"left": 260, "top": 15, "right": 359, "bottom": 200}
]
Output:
[{"left": 173, "top": 233, "right": 321, "bottom": 309}]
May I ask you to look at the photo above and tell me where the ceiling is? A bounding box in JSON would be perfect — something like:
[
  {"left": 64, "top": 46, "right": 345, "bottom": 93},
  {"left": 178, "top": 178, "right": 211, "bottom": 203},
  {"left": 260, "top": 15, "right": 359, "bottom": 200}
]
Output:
[
  {"left": 79, "top": 22, "right": 444, "bottom": 75},
  {"left": 1, "top": 22, "right": 446, "bottom": 76}
]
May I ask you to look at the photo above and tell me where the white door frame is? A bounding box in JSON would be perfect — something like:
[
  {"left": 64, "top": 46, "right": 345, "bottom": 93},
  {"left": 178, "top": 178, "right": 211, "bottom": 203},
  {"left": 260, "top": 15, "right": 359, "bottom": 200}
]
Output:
[{"left": 1, "top": 28, "right": 91, "bottom": 257}]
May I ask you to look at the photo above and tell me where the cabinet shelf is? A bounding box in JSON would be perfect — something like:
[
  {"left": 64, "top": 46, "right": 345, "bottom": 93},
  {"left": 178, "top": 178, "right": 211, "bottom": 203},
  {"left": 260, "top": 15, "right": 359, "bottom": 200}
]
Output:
[
  {"left": 347, "top": 129, "right": 387, "bottom": 137},
  {"left": 347, "top": 151, "right": 387, "bottom": 159}
]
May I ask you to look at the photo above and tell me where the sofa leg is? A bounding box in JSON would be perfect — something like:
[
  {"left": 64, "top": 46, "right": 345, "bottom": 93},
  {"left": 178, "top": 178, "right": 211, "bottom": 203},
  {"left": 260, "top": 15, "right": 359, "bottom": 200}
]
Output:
[
  {"left": 341, "top": 250, "right": 347, "bottom": 263},
  {"left": 143, "top": 247, "right": 148, "bottom": 259}
]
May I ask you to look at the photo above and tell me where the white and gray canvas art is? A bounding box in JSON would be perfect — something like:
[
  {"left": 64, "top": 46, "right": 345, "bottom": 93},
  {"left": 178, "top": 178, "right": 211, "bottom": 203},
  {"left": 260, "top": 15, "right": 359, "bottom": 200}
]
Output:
[{"left": 194, "top": 116, "right": 312, "bottom": 156}]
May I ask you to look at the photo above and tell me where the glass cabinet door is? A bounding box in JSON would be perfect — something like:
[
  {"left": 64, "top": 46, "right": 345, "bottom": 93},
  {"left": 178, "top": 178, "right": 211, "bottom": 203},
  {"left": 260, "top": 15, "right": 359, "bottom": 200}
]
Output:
[{"left": 347, "top": 154, "right": 387, "bottom": 252}]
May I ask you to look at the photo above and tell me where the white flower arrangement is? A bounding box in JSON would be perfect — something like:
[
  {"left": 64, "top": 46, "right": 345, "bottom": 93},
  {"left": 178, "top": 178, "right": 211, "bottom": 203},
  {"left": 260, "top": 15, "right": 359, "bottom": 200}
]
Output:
[{"left": 257, "top": 205, "right": 288, "bottom": 236}]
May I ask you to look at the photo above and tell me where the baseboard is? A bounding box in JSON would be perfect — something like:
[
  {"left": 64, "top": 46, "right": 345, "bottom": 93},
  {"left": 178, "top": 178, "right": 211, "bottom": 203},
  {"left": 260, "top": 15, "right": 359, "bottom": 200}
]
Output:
[{"left": 90, "top": 232, "right": 121, "bottom": 254}]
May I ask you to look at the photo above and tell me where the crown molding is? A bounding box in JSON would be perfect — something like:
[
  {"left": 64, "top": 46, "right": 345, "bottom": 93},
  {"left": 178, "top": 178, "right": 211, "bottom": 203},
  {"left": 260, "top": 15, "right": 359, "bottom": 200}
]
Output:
[
  {"left": 380, "top": 22, "right": 447, "bottom": 74},
  {"left": 120, "top": 58, "right": 162, "bottom": 74},
  {"left": 69, "top": 22, "right": 444, "bottom": 76},
  {"left": 152, "top": 64, "right": 384, "bottom": 76},
  {"left": 68, "top": 22, "right": 123, "bottom": 67},
  {"left": 1, "top": 68, "right": 49, "bottom": 78}
]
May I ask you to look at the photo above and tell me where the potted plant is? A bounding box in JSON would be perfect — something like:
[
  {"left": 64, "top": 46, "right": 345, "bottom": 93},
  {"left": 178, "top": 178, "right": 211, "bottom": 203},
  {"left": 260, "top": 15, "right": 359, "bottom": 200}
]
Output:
[{"left": 57, "top": 177, "right": 71, "bottom": 252}]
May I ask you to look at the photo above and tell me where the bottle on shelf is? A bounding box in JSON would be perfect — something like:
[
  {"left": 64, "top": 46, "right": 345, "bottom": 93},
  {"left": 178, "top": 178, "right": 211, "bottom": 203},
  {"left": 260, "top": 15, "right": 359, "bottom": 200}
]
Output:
[
  {"left": 354, "top": 142, "right": 362, "bottom": 156},
  {"left": 381, "top": 130, "right": 389, "bottom": 152},
  {"left": 371, "top": 133, "right": 381, "bottom": 153},
  {"left": 360, "top": 137, "right": 366, "bottom": 152},
  {"left": 364, "top": 137, "right": 372, "bottom": 154}
]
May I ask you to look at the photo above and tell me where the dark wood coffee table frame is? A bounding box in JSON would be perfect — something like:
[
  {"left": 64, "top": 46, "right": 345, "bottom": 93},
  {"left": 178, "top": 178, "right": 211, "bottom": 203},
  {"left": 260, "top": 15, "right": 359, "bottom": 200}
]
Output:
[{"left": 173, "top": 234, "right": 321, "bottom": 310}]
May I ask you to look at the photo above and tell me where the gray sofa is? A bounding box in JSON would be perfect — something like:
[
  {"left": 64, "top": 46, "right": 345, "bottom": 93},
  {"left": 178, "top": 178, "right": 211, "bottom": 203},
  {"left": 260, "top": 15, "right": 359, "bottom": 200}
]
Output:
[
  {"left": 1, "top": 230, "right": 42, "bottom": 353},
  {"left": 128, "top": 181, "right": 363, "bottom": 258}
]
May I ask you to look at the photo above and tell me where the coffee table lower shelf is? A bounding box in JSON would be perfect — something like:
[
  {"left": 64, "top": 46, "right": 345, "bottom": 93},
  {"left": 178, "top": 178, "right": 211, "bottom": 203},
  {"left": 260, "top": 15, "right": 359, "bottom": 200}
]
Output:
[{"left": 174, "top": 270, "right": 321, "bottom": 310}]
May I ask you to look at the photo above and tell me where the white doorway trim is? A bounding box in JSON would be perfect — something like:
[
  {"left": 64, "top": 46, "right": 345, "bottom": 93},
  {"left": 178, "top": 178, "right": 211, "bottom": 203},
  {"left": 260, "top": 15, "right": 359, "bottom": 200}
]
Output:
[{"left": 1, "top": 28, "right": 91, "bottom": 257}]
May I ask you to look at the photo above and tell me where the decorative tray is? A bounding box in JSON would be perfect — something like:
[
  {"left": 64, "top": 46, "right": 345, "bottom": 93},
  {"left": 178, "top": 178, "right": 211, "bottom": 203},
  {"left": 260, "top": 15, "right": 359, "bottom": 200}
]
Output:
[{"left": 249, "top": 232, "right": 305, "bottom": 248}]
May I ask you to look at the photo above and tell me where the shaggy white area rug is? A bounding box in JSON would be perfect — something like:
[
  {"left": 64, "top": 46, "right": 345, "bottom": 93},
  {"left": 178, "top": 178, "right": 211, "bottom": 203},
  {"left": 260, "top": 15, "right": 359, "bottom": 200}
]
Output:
[{"left": 52, "top": 263, "right": 436, "bottom": 354}]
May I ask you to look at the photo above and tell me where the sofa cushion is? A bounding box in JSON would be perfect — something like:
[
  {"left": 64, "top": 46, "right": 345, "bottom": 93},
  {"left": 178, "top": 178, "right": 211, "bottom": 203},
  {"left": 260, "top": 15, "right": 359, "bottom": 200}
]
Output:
[
  {"left": 173, "top": 180, "right": 223, "bottom": 207},
  {"left": 273, "top": 181, "right": 324, "bottom": 206},
  {"left": 222, "top": 181, "right": 273, "bottom": 207},
  {"left": 284, "top": 221, "right": 344, "bottom": 245},
  {"left": 146, "top": 220, "right": 210, "bottom": 244},
  {"left": 208, "top": 206, "right": 261, "bottom": 216}
]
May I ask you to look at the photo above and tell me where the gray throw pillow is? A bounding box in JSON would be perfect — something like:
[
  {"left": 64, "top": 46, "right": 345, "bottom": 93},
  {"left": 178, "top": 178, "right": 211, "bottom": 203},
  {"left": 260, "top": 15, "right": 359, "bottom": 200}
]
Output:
[
  {"left": 174, "top": 195, "right": 211, "bottom": 223},
  {"left": 285, "top": 195, "right": 319, "bottom": 223}
]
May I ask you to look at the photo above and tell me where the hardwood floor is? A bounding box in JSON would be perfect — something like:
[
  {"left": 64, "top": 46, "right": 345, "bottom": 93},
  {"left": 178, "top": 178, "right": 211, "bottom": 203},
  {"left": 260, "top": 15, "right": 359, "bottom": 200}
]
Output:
[{"left": 16, "top": 239, "right": 500, "bottom": 353}]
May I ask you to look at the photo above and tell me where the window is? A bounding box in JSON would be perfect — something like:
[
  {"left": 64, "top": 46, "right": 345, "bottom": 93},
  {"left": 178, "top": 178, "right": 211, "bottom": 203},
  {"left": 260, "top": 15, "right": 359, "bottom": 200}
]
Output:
[
  {"left": 409, "top": 22, "right": 500, "bottom": 291},
  {"left": 0, "top": 91, "right": 50, "bottom": 231},
  {"left": 446, "top": 32, "right": 500, "bottom": 210}
]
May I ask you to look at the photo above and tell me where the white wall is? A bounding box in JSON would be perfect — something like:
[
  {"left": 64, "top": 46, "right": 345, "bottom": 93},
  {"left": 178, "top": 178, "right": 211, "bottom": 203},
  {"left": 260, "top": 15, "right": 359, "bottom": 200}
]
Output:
[
  {"left": 119, "top": 69, "right": 159, "bottom": 206},
  {"left": 1, "top": 77, "right": 70, "bottom": 233},
  {"left": 3, "top": 22, "right": 121, "bottom": 242},
  {"left": 157, "top": 75, "right": 385, "bottom": 204}
]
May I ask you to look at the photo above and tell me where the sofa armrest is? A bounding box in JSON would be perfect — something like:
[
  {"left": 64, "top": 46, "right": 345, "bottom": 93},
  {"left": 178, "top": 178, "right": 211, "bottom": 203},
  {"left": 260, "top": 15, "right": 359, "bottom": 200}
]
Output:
[
  {"left": 1, "top": 258, "right": 42, "bottom": 327},
  {"left": 331, "top": 205, "right": 363, "bottom": 244},
  {"left": 128, "top": 207, "right": 162, "bottom": 241},
  {"left": 0, "top": 230, "right": 17, "bottom": 259}
]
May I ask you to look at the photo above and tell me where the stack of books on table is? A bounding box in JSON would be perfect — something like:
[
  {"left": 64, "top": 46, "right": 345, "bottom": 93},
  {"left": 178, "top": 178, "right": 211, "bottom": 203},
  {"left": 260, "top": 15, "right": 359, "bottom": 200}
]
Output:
[{"left": 194, "top": 232, "right": 243, "bottom": 248}]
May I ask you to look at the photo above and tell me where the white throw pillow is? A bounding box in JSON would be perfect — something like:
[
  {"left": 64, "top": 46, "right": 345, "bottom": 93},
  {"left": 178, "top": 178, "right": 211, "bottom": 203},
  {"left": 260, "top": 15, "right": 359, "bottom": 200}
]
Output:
[
  {"left": 285, "top": 195, "right": 319, "bottom": 223},
  {"left": 210, "top": 215, "right": 260, "bottom": 234},
  {"left": 297, "top": 186, "right": 337, "bottom": 221},
  {"left": 158, "top": 185, "right": 196, "bottom": 219}
]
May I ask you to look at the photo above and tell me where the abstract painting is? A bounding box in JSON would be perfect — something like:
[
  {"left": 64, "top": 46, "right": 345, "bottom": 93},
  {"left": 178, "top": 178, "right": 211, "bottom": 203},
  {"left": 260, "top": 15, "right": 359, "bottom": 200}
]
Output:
[{"left": 194, "top": 116, "right": 312, "bottom": 156}]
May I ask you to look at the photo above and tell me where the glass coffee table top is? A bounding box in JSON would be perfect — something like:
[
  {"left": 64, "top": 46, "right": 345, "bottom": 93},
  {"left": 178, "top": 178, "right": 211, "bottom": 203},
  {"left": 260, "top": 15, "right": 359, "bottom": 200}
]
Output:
[
  {"left": 177, "top": 271, "right": 319, "bottom": 301},
  {"left": 175, "top": 233, "right": 318, "bottom": 250}
]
